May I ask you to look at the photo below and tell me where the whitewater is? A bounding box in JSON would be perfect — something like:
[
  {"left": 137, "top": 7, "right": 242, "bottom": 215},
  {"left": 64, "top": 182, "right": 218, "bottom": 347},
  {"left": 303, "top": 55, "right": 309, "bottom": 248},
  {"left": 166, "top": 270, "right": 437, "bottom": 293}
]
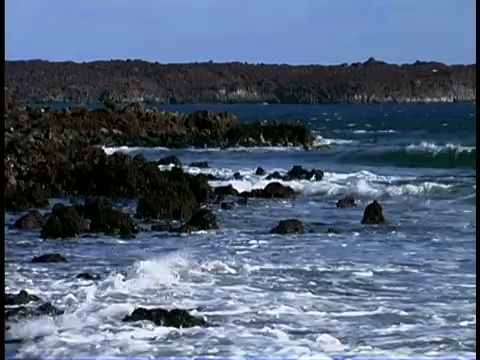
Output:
[{"left": 5, "top": 103, "right": 476, "bottom": 358}]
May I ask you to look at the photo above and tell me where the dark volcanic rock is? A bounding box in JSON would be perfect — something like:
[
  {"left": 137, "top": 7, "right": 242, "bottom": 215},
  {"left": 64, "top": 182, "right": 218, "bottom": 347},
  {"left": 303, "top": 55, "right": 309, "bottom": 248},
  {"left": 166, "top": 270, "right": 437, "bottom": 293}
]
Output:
[
  {"left": 122, "top": 307, "right": 207, "bottom": 328},
  {"left": 242, "top": 182, "right": 297, "bottom": 199},
  {"left": 5, "top": 302, "right": 64, "bottom": 321},
  {"left": 76, "top": 272, "right": 101, "bottom": 281},
  {"left": 156, "top": 155, "right": 182, "bottom": 167},
  {"left": 255, "top": 167, "right": 266, "bottom": 176},
  {"left": 266, "top": 171, "right": 284, "bottom": 180},
  {"left": 5, "top": 290, "right": 42, "bottom": 305},
  {"left": 271, "top": 219, "right": 305, "bottom": 234},
  {"left": 5, "top": 183, "right": 50, "bottom": 212},
  {"left": 41, "top": 205, "right": 83, "bottom": 239},
  {"left": 214, "top": 184, "right": 239, "bottom": 197},
  {"left": 285, "top": 165, "right": 324, "bottom": 181},
  {"left": 175, "top": 209, "right": 219, "bottom": 232},
  {"left": 336, "top": 195, "right": 356, "bottom": 208},
  {"left": 13, "top": 210, "right": 46, "bottom": 230},
  {"left": 31, "top": 253, "right": 68, "bottom": 263},
  {"left": 189, "top": 161, "right": 209, "bottom": 168},
  {"left": 233, "top": 172, "right": 243, "bottom": 180},
  {"left": 78, "top": 198, "right": 137, "bottom": 236},
  {"left": 361, "top": 200, "right": 386, "bottom": 224}
]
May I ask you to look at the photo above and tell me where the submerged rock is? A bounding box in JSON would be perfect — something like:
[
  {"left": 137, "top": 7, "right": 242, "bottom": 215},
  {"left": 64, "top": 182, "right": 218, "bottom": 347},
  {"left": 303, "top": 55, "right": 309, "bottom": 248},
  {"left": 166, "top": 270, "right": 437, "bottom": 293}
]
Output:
[
  {"left": 13, "top": 210, "right": 46, "bottom": 230},
  {"left": 76, "top": 272, "right": 101, "bottom": 281},
  {"left": 156, "top": 155, "right": 182, "bottom": 167},
  {"left": 220, "top": 202, "right": 234, "bottom": 210},
  {"left": 361, "top": 200, "right": 386, "bottom": 224},
  {"left": 336, "top": 195, "right": 356, "bottom": 208},
  {"left": 189, "top": 161, "right": 209, "bottom": 168},
  {"left": 122, "top": 307, "right": 207, "bottom": 328},
  {"left": 271, "top": 219, "right": 305, "bottom": 234},
  {"left": 5, "top": 302, "right": 64, "bottom": 321},
  {"left": 31, "top": 253, "right": 68, "bottom": 263},
  {"left": 5, "top": 290, "right": 42, "bottom": 305}
]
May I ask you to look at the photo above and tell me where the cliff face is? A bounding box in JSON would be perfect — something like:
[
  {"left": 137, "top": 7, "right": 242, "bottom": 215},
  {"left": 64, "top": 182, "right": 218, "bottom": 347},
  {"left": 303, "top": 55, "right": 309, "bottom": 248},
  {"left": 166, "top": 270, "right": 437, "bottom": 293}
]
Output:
[{"left": 5, "top": 59, "right": 476, "bottom": 104}]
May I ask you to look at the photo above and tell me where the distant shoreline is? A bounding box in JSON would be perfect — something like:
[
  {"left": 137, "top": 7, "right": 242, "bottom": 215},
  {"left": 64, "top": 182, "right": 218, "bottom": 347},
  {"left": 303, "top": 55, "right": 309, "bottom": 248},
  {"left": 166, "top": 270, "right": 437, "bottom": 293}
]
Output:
[{"left": 6, "top": 59, "right": 476, "bottom": 105}]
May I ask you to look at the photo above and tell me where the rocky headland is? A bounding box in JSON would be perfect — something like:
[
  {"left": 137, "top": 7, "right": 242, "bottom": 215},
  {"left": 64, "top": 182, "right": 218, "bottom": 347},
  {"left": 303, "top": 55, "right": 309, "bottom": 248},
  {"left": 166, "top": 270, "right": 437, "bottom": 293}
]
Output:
[{"left": 5, "top": 58, "right": 476, "bottom": 104}]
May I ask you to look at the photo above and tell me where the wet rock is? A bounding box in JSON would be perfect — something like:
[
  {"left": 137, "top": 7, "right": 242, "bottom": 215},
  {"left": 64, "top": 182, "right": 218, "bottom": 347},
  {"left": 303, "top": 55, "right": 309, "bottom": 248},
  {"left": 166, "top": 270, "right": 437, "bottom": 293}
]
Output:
[
  {"left": 233, "top": 172, "right": 243, "bottom": 180},
  {"left": 285, "top": 165, "right": 324, "bottom": 181},
  {"left": 5, "top": 302, "right": 64, "bottom": 321},
  {"left": 175, "top": 209, "right": 218, "bottom": 232},
  {"left": 327, "top": 227, "right": 342, "bottom": 234},
  {"left": 189, "top": 161, "right": 209, "bottom": 168},
  {"left": 78, "top": 198, "right": 137, "bottom": 236},
  {"left": 76, "top": 272, "right": 101, "bottom": 281},
  {"left": 41, "top": 205, "right": 83, "bottom": 239},
  {"left": 271, "top": 219, "right": 305, "bottom": 234},
  {"left": 151, "top": 222, "right": 175, "bottom": 232},
  {"left": 214, "top": 184, "right": 239, "bottom": 197},
  {"left": 122, "top": 307, "right": 207, "bottom": 328},
  {"left": 136, "top": 188, "right": 198, "bottom": 220},
  {"left": 156, "top": 155, "right": 182, "bottom": 167},
  {"left": 266, "top": 171, "right": 284, "bottom": 180},
  {"left": 255, "top": 166, "right": 266, "bottom": 176},
  {"left": 361, "top": 200, "right": 386, "bottom": 224},
  {"left": 5, "top": 183, "right": 50, "bottom": 212},
  {"left": 336, "top": 195, "right": 356, "bottom": 208},
  {"left": 31, "top": 253, "right": 68, "bottom": 263},
  {"left": 13, "top": 210, "right": 46, "bottom": 230},
  {"left": 242, "top": 182, "right": 297, "bottom": 199},
  {"left": 220, "top": 202, "right": 234, "bottom": 210},
  {"left": 5, "top": 290, "right": 42, "bottom": 305}
]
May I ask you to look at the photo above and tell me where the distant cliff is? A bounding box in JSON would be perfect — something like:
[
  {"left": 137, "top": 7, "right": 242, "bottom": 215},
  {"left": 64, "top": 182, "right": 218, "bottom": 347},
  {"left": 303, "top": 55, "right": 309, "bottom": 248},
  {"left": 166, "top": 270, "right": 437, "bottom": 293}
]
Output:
[{"left": 5, "top": 58, "right": 476, "bottom": 104}]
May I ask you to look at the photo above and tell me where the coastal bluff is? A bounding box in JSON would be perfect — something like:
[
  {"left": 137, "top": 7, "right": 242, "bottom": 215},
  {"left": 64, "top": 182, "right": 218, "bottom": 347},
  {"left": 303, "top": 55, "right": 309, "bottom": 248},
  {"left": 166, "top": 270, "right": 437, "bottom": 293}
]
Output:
[{"left": 5, "top": 58, "right": 475, "bottom": 104}]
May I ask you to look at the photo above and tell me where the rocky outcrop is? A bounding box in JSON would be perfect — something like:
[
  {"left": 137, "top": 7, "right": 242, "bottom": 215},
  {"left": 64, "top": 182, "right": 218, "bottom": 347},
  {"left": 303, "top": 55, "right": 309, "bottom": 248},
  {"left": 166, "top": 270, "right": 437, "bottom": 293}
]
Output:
[
  {"left": 122, "top": 307, "right": 207, "bottom": 328},
  {"left": 174, "top": 209, "right": 219, "bottom": 232},
  {"left": 270, "top": 219, "right": 305, "bottom": 234},
  {"left": 13, "top": 210, "right": 46, "bottom": 230},
  {"left": 241, "top": 182, "right": 297, "bottom": 199},
  {"left": 5, "top": 60, "right": 476, "bottom": 104},
  {"left": 361, "top": 200, "right": 386, "bottom": 224}
]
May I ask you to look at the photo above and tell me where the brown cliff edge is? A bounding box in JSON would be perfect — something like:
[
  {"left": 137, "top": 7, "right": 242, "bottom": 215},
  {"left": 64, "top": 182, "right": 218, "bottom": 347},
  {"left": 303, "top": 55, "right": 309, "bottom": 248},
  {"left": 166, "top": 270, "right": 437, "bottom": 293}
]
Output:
[{"left": 5, "top": 58, "right": 476, "bottom": 104}]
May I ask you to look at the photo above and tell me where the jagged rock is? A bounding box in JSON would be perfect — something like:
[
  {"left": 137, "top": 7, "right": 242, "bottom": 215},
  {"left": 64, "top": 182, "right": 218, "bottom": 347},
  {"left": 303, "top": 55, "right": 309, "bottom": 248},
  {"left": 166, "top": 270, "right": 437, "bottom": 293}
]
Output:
[
  {"left": 271, "top": 219, "right": 305, "bottom": 234},
  {"left": 336, "top": 195, "right": 356, "bottom": 208},
  {"left": 122, "top": 307, "right": 207, "bottom": 328},
  {"left": 233, "top": 172, "right": 243, "bottom": 180},
  {"left": 5, "top": 290, "right": 42, "bottom": 305},
  {"left": 31, "top": 253, "right": 68, "bottom": 263},
  {"left": 266, "top": 171, "right": 284, "bottom": 180},
  {"left": 13, "top": 210, "right": 46, "bottom": 230},
  {"left": 361, "top": 200, "right": 386, "bottom": 224},
  {"left": 285, "top": 165, "right": 324, "bottom": 181}
]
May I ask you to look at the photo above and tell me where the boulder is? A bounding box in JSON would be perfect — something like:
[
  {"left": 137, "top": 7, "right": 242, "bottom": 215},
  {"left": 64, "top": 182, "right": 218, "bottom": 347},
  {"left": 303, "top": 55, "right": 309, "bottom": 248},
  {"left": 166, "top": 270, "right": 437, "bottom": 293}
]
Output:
[
  {"left": 361, "top": 200, "right": 386, "bottom": 224},
  {"left": 336, "top": 195, "right": 356, "bottom": 208},
  {"left": 266, "top": 171, "right": 284, "bottom": 180},
  {"left": 214, "top": 185, "right": 239, "bottom": 197},
  {"left": 40, "top": 205, "right": 83, "bottom": 239},
  {"left": 31, "top": 253, "right": 68, "bottom": 263},
  {"left": 285, "top": 165, "right": 324, "bottom": 181},
  {"left": 233, "top": 172, "right": 243, "bottom": 180},
  {"left": 242, "top": 182, "right": 297, "bottom": 199},
  {"left": 76, "top": 272, "right": 101, "bottom": 281},
  {"left": 175, "top": 209, "right": 218, "bottom": 232},
  {"left": 122, "top": 307, "right": 207, "bottom": 328},
  {"left": 13, "top": 210, "right": 46, "bottom": 230},
  {"left": 271, "top": 219, "right": 305, "bottom": 234},
  {"left": 255, "top": 167, "right": 266, "bottom": 176}
]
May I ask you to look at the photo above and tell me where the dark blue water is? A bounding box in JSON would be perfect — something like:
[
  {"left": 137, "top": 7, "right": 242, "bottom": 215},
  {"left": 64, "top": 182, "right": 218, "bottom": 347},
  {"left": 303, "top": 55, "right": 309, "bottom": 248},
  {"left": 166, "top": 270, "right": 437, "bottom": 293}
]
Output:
[{"left": 5, "top": 104, "right": 476, "bottom": 358}]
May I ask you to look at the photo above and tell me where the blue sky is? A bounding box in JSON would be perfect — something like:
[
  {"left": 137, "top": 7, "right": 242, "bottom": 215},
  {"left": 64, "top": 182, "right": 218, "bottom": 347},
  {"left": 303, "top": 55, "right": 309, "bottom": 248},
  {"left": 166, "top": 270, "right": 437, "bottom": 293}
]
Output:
[{"left": 6, "top": 0, "right": 476, "bottom": 65}]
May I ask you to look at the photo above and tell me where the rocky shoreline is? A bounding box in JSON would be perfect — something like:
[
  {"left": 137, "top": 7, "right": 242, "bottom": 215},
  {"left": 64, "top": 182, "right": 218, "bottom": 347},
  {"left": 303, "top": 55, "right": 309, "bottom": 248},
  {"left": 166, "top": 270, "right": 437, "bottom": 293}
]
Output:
[
  {"left": 5, "top": 92, "right": 387, "bottom": 334},
  {"left": 6, "top": 59, "right": 476, "bottom": 104}
]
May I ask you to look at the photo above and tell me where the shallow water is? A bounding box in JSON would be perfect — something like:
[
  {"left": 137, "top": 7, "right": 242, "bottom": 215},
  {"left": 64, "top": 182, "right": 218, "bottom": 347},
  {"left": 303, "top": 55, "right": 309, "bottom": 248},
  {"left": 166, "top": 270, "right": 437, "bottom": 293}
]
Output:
[{"left": 5, "top": 103, "right": 476, "bottom": 358}]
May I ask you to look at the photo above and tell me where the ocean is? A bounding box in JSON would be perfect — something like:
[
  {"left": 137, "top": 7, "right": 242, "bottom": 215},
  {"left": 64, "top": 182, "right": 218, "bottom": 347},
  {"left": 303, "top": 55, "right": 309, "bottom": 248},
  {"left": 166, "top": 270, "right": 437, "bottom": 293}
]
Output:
[{"left": 5, "top": 103, "right": 476, "bottom": 358}]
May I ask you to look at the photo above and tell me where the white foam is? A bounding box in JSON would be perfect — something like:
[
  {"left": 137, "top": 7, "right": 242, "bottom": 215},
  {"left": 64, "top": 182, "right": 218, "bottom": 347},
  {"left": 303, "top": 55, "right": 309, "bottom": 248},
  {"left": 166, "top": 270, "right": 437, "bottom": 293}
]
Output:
[
  {"left": 405, "top": 141, "right": 476, "bottom": 154},
  {"left": 353, "top": 129, "right": 397, "bottom": 134},
  {"left": 315, "top": 135, "right": 358, "bottom": 145}
]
